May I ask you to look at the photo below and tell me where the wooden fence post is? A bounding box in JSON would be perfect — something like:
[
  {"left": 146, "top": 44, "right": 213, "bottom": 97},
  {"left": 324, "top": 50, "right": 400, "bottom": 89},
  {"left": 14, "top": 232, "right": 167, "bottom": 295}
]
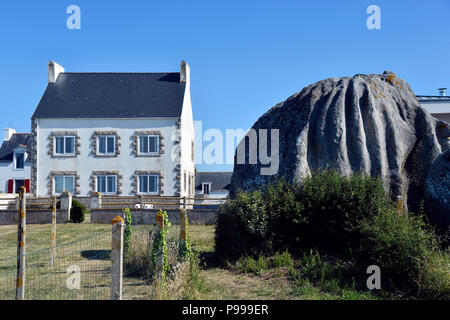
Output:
[
  {"left": 140, "top": 195, "right": 144, "bottom": 209},
  {"left": 396, "top": 196, "right": 403, "bottom": 216},
  {"left": 155, "top": 211, "right": 164, "bottom": 274},
  {"left": 49, "top": 196, "right": 57, "bottom": 266},
  {"left": 16, "top": 186, "right": 26, "bottom": 300},
  {"left": 111, "top": 216, "right": 124, "bottom": 300},
  {"left": 180, "top": 208, "right": 187, "bottom": 245},
  {"left": 183, "top": 197, "right": 186, "bottom": 210}
]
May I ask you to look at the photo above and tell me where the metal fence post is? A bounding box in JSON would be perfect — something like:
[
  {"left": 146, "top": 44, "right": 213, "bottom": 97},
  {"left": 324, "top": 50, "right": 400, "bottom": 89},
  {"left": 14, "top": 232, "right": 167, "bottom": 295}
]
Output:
[
  {"left": 111, "top": 216, "right": 124, "bottom": 300},
  {"left": 16, "top": 186, "right": 26, "bottom": 300},
  {"left": 50, "top": 196, "right": 57, "bottom": 266}
]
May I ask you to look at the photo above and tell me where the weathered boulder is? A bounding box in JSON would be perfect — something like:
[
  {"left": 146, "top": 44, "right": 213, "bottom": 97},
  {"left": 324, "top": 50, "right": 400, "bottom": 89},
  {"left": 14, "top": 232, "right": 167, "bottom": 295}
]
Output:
[
  {"left": 425, "top": 150, "right": 450, "bottom": 231},
  {"left": 230, "top": 71, "right": 450, "bottom": 217}
]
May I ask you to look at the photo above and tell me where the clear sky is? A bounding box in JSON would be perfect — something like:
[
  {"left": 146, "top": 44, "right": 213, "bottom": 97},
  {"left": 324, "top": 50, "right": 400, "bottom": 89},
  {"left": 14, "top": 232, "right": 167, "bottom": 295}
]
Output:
[{"left": 0, "top": 0, "right": 449, "bottom": 172}]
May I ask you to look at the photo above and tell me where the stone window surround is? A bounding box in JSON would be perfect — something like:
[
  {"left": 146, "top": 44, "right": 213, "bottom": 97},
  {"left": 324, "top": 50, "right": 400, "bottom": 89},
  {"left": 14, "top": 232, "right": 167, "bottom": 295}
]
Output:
[
  {"left": 131, "top": 130, "right": 164, "bottom": 157},
  {"left": 131, "top": 170, "right": 164, "bottom": 195},
  {"left": 47, "top": 171, "right": 80, "bottom": 196},
  {"left": 89, "top": 171, "right": 123, "bottom": 195},
  {"left": 47, "top": 131, "right": 81, "bottom": 158},
  {"left": 90, "top": 131, "right": 121, "bottom": 157}
]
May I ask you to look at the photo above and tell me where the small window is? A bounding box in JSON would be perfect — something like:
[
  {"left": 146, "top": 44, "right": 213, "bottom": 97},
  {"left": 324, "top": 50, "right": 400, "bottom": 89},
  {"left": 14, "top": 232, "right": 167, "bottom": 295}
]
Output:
[
  {"left": 55, "top": 136, "right": 75, "bottom": 155},
  {"left": 98, "top": 136, "right": 115, "bottom": 155},
  {"left": 15, "top": 153, "right": 25, "bottom": 169},
  {"left": 139, "top": 175, "right": 159, "bottom": 194},
  {"left": 139, "top": 135, "right": 159, "bottom": 154},
  {"left": 15, "top": 180, "right": 25, "bottom": 194},
  {"left": 203, "top": 183, "right": 210, "bottom": 195},
  {"left": 97, "top": 175, "right": 117, "bottom": 194},
  {"left": 54, "top": 176, "right": 75, "bottom": 194}
]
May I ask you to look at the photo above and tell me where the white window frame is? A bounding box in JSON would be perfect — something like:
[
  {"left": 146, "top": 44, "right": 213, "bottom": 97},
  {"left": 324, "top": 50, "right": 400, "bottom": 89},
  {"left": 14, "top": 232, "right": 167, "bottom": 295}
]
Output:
[
  {"left": 97, "top": 175, "right": 117, "bottom": 194},
  {"left": 14, "top": 152, "right": 25, "bottom": 170},
  {"left": 54, "top": 136, "right": 76, "bottom": 156},
  {"left": 97, "top": 135, "right": 116, "bottom": 156},
  {"left": 138, "top": 174, "right": 159, "bottom": 194},
  {"left": 139, "top": 135, "right": 159, "bottom": 155},
  {"left": 53, "top": 175, "right": 75, "bottom": 195}
]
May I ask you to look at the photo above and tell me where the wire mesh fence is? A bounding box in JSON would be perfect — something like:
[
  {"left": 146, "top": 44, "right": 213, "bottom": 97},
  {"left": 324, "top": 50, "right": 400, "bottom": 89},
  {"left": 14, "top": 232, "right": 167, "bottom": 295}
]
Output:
[
  {"left": 0, "top": 229, "right": 111, "bottom": 300},
  {"left": 122, "top": 224, "right": 181, "bottom": 300}
]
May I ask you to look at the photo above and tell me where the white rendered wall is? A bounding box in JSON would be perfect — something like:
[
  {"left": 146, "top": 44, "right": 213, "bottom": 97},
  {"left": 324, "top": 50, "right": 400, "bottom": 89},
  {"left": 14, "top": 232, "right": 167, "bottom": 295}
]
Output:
[
  {"left": 0, "top": 161, "right": 31, "bottom": 193},
  {"left": 179, "top": 62, "right": 195, "bottom": 197},
  {"left": 35, "top": 118, "right": 180, "bottom": 197}
]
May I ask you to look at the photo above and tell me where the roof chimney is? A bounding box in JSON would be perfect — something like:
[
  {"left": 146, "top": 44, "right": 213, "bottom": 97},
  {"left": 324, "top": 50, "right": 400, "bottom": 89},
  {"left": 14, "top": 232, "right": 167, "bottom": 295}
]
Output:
[
  {"left": 3, "top": 128, "right": 16, "bottom": 142},
  {"left": 438, "top": 88, "right": 447, "bottom": 96},
  {"left": 48, "top": 60, "right": 65, "bottom": 83},
  {"left": 180, "top": 60, "right": 190, "bottom": 83}
]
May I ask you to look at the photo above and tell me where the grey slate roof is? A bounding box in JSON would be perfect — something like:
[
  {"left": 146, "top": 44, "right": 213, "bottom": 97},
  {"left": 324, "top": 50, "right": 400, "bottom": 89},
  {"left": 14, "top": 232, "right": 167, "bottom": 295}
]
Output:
[
  {"left": 32, "top": 73, "right": 185, "bottom": 119},
  {"left": 195, "top": 172, "right": 232, "bottom": 193},
  {"left": 0, "top": 134, "right": 32, "bottom": 162}
]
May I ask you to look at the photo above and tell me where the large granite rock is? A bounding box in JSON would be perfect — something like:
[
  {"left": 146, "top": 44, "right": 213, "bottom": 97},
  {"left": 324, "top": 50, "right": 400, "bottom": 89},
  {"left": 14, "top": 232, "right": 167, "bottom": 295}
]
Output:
[
  {"left": 230, "top": 71, "right": 450, "bottom": 217},
  {"left": 425, "top": 150, "right": 450, "bottom": 231}
]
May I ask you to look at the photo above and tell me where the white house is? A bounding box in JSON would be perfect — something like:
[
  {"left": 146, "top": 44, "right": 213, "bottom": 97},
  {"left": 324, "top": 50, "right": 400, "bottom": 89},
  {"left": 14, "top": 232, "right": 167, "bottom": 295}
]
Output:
[
  {"left": 31, "top": 60, "right": 195, "bottom": 198},
  {"left": 0, "top": 129, "right": 32, "bottom": 194},
  {"left": 417, "top": 88, "right": 450, "bottom": 123}
]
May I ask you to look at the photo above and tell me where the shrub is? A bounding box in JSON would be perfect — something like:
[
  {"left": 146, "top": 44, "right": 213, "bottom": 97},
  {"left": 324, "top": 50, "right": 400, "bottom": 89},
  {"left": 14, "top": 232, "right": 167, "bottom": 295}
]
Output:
[
  {"left": 356, "top": 209, "right": 450, "bottom": 298},
  {"left": 70, "top": 206, "right": 84, "bottom": 223},
  {"left": 216, "top": 169, "right": 450, "bottom": 298},
  {"left": 70, "top": 199, "right": 86, "bottom": 223}
]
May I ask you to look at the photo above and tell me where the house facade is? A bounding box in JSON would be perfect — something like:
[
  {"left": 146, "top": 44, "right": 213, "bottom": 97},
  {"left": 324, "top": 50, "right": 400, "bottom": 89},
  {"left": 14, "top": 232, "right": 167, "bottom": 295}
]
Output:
[
  {"left": 417, "top": 88, "right": 450, "bottom": 123},
  {"left": 0, "top": 129, "right": 32, "bottom": 194},
  {"left": 31, "top": 60, "right": 195, "bottom": 198}
]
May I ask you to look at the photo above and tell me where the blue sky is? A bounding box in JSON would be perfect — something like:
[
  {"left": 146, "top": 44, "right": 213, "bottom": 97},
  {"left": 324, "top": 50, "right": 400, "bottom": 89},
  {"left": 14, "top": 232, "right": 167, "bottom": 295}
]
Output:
[{"left": 0, "top": 0, "right": 449, "bottom": 172}]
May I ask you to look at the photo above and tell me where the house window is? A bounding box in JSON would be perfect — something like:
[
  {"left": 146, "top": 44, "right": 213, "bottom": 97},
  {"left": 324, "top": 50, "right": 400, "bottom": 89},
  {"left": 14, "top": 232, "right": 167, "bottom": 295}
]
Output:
[
  {"left": 55, "top": 136, "right": 75, "bottom": 155},
  {"left": 139, "top": 135, "right": 159, "bottom": 154},
  {"left": 139, "top": 175, "right": 159, "bottom": 194},
  {"left": 98, "top": 135, "right": 115, "bottom": 155},
  {"left": 15, "top": 153, "right": 25, "bottom": 169},
  {"left": 191, "top": 141, "right": 194, "bottom": 162},
  {"left": 203, "top": 183, "right": 210, "bottom": 195},
  {"left": 14, "top": 180, "right": 25, "bottom": 194},
  {"left": 54, "top": 176, "right": 75, "bottom": 194},
  {"left": 97, "top": 175, "right": 117, "bottom": 194}
]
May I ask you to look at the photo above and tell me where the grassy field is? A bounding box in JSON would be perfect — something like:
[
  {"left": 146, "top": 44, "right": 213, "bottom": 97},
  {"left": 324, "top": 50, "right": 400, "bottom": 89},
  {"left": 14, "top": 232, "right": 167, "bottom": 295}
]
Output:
[{"left": 0, "top": 221, "right": 379, "bottom": 300}]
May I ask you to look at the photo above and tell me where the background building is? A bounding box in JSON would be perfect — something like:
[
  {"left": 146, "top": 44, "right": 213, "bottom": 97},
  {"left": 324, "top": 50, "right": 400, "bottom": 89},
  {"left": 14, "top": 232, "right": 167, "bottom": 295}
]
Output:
[{"left": 417, "top": 88, "right": 450, "bottom": 123}]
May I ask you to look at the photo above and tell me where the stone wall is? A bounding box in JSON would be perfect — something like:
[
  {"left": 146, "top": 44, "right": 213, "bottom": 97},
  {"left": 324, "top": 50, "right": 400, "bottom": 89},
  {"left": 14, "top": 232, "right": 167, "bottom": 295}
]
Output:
[
  {"left": 0, "top": 209, "right": 70, "bottom": 225},
  {"left": 90, "top": 208, "right": 217, "bottom": 225}
]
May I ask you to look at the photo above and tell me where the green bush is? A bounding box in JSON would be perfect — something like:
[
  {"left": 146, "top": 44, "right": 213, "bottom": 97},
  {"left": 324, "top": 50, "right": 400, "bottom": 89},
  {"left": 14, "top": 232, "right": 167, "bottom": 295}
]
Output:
[
  {"left": 356, "top": 210, "right": 450, "bottom": 298},
  {"left": 216, "top": 169, "right": 450, "bottom": 298},
  {"left": 70, "top": 199, "right": 86, "bottom": 223},
  {"left": 70, "top": 206, "right": 84, "bottom": 223}
]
